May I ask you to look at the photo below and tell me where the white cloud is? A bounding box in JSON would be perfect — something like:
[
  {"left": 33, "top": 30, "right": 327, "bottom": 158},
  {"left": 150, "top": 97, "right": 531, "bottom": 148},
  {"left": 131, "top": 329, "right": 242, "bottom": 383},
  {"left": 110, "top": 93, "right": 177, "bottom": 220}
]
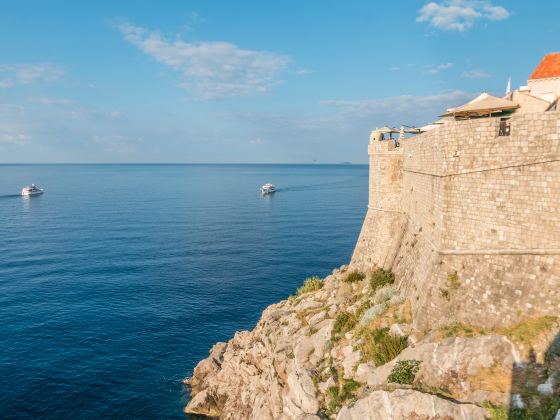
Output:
[
  {"left": 0, "top": 63, "right": 65, "bottom": 88},
  {"left": 417, "top": 1, "right": 510, "bottom": 31},
  {"left": 115, "top": 21, "right": 291, "bottom": 100},
  {"left": 462, "top": 69, "right": 491, "bottom": 78},
  {"left": 0, "top": 133, "right": 30, "bottom": 144},
  {"left": 422, "top": 62, "right": 453, "bottom": 74},
  {"left": 320, "top": 90, "right": 471, "bottom": 122},
  {"left": 233, "top": 90, "right": 472, "bottom": 141}
]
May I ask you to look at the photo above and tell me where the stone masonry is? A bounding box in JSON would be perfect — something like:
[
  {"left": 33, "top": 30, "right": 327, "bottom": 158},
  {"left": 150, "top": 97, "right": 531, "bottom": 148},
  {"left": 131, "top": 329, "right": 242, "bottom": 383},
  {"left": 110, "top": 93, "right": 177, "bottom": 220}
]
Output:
[{"left": 351, "top": 109, "right": 560, "bottom": 329}]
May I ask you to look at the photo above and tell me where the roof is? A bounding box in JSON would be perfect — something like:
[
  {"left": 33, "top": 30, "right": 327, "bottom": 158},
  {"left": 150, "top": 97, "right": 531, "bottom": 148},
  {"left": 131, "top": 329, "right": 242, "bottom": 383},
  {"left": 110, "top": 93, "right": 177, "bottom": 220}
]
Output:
[
  {"left": 529, "top": 53, "right": 560, "bottom": 80},
  {"left": 442, "top": 93, "right": 519, "bottom": 117}
]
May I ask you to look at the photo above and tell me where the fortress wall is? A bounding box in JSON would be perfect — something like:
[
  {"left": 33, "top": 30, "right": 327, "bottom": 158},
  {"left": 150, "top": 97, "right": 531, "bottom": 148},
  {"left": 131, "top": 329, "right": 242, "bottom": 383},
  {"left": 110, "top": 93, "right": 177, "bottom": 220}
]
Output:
[
  {"left": 352, "top": 109, "right": 560, "bottom": 328},
  {"left": 402, "top": 110, "right": 560, "bottom": 251},
  {"left": 351, "top": 133, "right": 405, "bottom": 269}
]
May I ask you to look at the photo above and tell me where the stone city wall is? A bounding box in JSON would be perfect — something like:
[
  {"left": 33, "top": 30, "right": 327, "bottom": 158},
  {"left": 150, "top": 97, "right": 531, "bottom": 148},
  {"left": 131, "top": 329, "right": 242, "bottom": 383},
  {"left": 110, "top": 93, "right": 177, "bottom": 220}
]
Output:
[{"left": 351, "top": 109, "right": 560, "bottom": 328}]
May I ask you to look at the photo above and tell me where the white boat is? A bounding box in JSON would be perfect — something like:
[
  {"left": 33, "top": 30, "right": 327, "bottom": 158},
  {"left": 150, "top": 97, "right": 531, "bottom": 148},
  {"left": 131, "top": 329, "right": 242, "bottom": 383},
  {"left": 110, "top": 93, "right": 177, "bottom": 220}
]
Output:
[
  {"left": 21, "top": 184, "right": 44, "bottom": 197},
  {"left": 260, "top": 183, "right": 277, "bottom": 195}
]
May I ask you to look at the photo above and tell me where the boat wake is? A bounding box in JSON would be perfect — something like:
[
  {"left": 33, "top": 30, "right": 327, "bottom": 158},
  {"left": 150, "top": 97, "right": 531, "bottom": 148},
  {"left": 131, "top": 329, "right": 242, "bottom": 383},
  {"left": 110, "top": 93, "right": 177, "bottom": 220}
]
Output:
[
  {"left": 280, "top": 176, "right": 364, "bottom": 193},
  {"left": 0, "top": 194, "right": 22, "bottom": 199}
]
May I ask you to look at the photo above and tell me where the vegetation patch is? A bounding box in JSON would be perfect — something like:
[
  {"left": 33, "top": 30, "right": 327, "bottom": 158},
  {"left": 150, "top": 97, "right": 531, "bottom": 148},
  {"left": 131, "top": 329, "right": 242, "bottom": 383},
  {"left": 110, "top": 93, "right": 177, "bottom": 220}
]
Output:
[
  {"left": 388, "top": 360, "right": 421, "bottom": 385},
  {"left": 344, "top": 271, "right": 366, "bottom": 283},
  {"left": 483, "top": 396, "right": 560, "bottom": 420},
  {"left": 324, "top": 378, "right": 362, "bottom": 416},
  {"left": 297, "top": 276, "right": 323, "bottom": 296},
  {"left": 358, "top": 327, "right": 407, "bottom": 366},
  {"left": 370, "top": 268, "right": 395, "bottom": 292},
  {"left": 332, "top": 311, "right": 357, "bottom": 341},
  {"left": 399, "top": 299, "right": 413, "bottom": 324},
  {"left": 439, "top": 322, "right": 487, "bottom": 339},
  {"left": 498, "top": 316, "right": 558, "bottom": 346},
  {"left": 296, "top": 311, "right": 309, "bottom": 327},
  {"left": 447, "top": 271, "right": 461, "bottom": 289},
  {"left": 355, "top": 300, "right": 373, "bottom": 320}
]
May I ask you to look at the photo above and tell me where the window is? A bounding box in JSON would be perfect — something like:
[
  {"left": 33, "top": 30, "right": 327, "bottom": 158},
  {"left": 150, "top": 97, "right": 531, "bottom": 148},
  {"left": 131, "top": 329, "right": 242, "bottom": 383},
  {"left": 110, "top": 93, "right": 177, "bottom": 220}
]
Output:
[{"left": 498, "top": 118, "right": 511, "bottom": 136}]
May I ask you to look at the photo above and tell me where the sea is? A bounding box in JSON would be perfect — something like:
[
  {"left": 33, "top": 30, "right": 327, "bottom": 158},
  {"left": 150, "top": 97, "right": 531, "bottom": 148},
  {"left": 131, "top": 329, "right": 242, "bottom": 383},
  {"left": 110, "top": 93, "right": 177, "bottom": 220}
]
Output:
[{"left": 0, "top": 164, "right": 367, "bottom": 418}]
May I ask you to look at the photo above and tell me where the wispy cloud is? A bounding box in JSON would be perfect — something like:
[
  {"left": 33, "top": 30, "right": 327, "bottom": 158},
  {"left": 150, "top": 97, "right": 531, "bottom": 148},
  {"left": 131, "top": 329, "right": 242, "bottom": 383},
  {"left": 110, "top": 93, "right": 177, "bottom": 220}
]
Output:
[
  {"left": 422, "top": 62, "right": 453, "bottom": 74},
  {"left": 417, "top": 1, "right": 510, "bottom": 31},
  {"left": 0, "top": 63, "right": 65, "bottom": 89},
  {"left": 320, "top": 90, "right": 471, "bottom": 122},
  {"left": 461, "top": 69, "right": 491, "bottom": 78},
  {"left": 115, "top": 21, "right": 292, "bottom": 100}
]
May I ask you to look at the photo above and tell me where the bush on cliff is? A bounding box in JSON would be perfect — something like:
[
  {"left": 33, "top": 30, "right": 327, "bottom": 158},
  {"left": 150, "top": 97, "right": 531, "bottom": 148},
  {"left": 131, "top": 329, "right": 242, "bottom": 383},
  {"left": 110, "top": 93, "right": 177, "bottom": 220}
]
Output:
[
  {"left": 325, "top": 378, "right": 361, "bottom": 416},
  {"left": 370, "top": 268, "right": 395, "bottom": 292},
  {"left": 344, "top": 271, "right": 366, "bottom": 283},
  {"left": 332, "top": 312, "right": 357, "bottom": 341},
  {"left": 359, "top": 327, "right": 407, "bottom": 366},
  {"left": 388, "top": 360, "right": 421, "bottom": 385},
  {"left": 296, "top": 276, "right": 322, "bottom": 296}
]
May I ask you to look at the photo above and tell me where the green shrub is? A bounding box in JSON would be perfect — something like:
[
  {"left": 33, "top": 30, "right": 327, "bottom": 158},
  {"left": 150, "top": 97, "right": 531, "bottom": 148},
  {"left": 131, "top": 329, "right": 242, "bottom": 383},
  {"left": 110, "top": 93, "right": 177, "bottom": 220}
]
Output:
[
  {"left": 325, "top": 379, "right": 361, "bottom": 415},
  {"left": 344, "top": 271, "right": 366, "bottom": 283},
  {"left": 373, "top": 333, "right": 408, "bottom": 366},
  {"left": 388, "top": 360, "right": 421, "bottom": 385},
  {"left": 297, "top": 276, "right": 322, "bottom": 296},
  {"left": 359, "top": 327, "right": 407, "bottom": 366},
  {"left": 332, "top": 311, "right": 357, "bottom": 340},
  {"left": 370, "top": 268, "right": 395, "bottom": 292}
]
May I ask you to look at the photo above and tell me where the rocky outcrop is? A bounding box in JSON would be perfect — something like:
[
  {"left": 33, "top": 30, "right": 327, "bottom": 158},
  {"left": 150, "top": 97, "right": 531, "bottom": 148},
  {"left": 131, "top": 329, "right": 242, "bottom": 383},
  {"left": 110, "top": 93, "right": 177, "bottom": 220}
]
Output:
[
  {"left": 337, "top": 389, "right": 488, "bottom": 420},
  {"left": 184, "top": 267, "right": 560, "bottom": 419}
]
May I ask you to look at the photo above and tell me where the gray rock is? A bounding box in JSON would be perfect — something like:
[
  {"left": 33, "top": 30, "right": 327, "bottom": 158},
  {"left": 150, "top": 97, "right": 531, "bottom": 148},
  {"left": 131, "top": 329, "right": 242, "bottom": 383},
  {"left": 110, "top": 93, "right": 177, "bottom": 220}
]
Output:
[{"left": 336, "top": 389, "right": 488, "bottom": 420}]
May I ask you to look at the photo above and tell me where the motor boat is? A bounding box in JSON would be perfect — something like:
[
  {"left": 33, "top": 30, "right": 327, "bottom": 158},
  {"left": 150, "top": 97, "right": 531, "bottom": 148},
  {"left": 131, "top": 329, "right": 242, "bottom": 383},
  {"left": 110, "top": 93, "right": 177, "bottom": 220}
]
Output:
[
  {"left": 260, "top": 183, "right": 276, "bottom": 195},
  {"left": 21, "top": 184, "right": 44, "bottom": 197}
]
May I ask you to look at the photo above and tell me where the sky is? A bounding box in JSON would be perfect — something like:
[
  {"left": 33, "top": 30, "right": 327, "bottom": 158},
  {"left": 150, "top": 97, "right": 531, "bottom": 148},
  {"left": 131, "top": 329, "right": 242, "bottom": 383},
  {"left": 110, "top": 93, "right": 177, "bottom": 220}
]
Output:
[{"left": 0, "top": 0, "right": 559, "bottom": 163}]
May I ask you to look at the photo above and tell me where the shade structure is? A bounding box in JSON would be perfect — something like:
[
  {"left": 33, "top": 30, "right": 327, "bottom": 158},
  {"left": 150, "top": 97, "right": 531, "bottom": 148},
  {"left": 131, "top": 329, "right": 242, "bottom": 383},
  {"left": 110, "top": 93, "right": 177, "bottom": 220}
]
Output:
[{"left": 443, "top": 93, "right": 519, "bottom": 117}]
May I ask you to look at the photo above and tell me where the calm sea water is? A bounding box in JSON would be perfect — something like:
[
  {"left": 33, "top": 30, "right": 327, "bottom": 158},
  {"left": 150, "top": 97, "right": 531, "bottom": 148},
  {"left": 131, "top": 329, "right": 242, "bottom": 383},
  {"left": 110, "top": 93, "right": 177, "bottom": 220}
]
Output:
[{"left": 0, "top": 164, "right": 367, "bottom": 418}]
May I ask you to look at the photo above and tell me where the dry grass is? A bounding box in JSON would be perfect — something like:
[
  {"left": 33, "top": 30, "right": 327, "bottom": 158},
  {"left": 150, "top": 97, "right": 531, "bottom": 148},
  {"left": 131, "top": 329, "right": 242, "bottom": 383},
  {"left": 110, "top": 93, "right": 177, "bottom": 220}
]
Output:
[
  {"left": 399, "top": 299, "right": 413, "bottom": 324},
  {"left": 498, "top": 316, "right": 558, "bottom": 346},
  {"left": 468, "top": 365, "right": 512, "bottom": 394}
]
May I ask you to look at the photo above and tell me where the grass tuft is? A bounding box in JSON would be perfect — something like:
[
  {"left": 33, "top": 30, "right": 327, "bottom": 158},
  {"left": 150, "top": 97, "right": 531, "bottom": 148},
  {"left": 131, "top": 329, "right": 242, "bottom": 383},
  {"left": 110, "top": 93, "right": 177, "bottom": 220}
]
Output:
[
  {"left": 344, "top": 271, "right": 366, "bottom": 283},
  {"left": 332, "top": 311, "right": 357, "bottom": 341},
  {"left": 358, "top": 327, "right": 407, "bottom": 366},
  {"left": 324, "top": 378, "right": 362, "bottom": 416},
  {"left": 297, "top": 276, "right": 323, "bottom": 296},
  {"left": 370, "top": 268, "right": 395, "bottom": 292}
]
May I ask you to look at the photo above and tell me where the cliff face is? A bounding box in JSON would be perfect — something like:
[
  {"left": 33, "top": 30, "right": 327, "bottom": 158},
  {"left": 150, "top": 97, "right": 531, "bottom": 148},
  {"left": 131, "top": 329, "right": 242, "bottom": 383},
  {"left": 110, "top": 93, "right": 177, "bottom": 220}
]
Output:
[
  {"left": 184, "top": 267, "right": 560, "bottom": 419},
  {"left": 185, "top": 110, "right": 560, "bottom": 418}
]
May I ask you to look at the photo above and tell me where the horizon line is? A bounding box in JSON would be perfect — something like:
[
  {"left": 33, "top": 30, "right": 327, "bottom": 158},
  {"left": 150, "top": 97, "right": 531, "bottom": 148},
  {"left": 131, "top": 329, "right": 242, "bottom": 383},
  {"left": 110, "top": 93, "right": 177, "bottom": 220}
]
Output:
[{"left": 0, "top": 162, "right": 368, "bottom": 166}]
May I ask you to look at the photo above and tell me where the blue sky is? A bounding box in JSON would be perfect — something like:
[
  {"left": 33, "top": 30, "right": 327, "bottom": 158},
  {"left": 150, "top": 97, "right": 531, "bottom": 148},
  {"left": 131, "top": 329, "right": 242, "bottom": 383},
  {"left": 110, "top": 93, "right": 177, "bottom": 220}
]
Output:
[{"left": 0, "top": 0, "right": 558, "bottom": 163}]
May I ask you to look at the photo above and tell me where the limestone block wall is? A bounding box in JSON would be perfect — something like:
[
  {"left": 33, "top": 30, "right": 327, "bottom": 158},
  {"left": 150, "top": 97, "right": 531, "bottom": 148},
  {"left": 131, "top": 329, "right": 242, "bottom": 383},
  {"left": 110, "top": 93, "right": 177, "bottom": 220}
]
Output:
[
  {"left": 528, "top": 78, "right": 560, "bottom": 98},
  {"left": 351, "top": 109, "right": 560, "bottom": 328},
  {"left": 403, "top": 111, "right": 560, "bottom": 251},
  {"left": 352, "top": 132, "right": 404, "bottom": 269},
  {"left": 511, "top": 91, "right": 551, "bottom": 114}
]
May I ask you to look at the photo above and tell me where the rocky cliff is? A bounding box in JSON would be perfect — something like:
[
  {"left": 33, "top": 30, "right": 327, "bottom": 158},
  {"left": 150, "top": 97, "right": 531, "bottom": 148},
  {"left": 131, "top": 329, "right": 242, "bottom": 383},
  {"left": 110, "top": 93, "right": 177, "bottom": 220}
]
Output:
[{"left": 184, "top": 266, "right": 560, "bottom": 419}]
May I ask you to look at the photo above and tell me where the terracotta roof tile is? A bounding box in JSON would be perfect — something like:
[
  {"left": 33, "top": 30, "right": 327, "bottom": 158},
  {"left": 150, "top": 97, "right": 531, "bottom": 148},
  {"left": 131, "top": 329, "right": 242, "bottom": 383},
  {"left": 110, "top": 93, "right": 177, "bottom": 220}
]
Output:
[{"left": 529, "top": 53, "right": 560, "bottom": 80}]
